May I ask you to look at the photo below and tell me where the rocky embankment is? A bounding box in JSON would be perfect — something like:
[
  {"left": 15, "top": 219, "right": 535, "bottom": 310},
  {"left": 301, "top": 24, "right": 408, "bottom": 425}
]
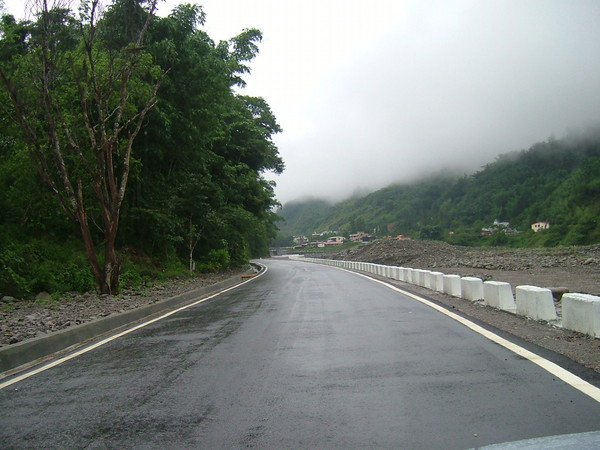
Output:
[
  {"left": 328, "top": 239, "right": 600, "bottom": 296},
  {"left": 0, "top": 270, "right": 245, "bottom": 348}
]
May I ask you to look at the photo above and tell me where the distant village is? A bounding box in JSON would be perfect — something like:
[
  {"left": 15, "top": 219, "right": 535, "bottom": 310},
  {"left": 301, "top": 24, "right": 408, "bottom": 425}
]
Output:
[
  {"left": 480, "top": 220, "right": 551, "bottom": 236},
  {"left": 292, "top": 220, "right": 550, "bottom": 249},
  {"left": 293, "top": 231, "right": 374, "bottom": 249}
]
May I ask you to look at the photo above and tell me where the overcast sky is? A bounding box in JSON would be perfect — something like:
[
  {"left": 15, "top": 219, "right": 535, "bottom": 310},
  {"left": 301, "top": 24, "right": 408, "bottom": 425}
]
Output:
[{"left": 5, "top": 0, "right": 600, "bottom": 204}]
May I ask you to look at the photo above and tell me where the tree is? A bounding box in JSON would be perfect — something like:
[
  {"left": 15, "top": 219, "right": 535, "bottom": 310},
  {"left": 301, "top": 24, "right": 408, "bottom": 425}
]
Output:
[{"left": 0, "top": 0, "right": 162, "bottom": 293}]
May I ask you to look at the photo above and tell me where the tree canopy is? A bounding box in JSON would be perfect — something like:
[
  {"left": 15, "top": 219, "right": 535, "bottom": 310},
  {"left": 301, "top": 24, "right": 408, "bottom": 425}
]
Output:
[{"left": 0, "top": 0, "right": 283, "bottom": 297}]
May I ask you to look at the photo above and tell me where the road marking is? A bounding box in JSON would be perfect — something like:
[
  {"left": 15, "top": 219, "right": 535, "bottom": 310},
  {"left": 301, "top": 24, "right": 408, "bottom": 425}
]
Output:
[
  {"left": 0, "top": 266, "right": 267, "bottom": 390},
  {"left": 339, "top": 266, "right": 600, "bottom": 403}
]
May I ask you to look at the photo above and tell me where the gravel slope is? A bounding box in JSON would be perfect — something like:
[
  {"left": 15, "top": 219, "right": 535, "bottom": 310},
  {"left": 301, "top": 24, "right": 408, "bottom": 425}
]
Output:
[
  {"left": 332, "top": 240, "right": 600, "bottom": 295},
  {"left": 0, "top": 269, "right": 247, "bottom": 348}
]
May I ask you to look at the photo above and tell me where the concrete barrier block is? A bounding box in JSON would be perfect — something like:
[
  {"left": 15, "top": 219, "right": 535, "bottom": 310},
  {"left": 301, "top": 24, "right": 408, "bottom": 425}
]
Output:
[
  {"left": 394, "top": 267, "right": 402, "bottom": 281},
  {"left": 443, "top": 275, "right": 461, "bottom": 297},
  {"left": 398, "top": 267, "right": 407, "bottom": 282},
  {"left": 416, "top": 269, "right": 429, "bottom": 287},
  {"left": 423, "top": 271, "right": 434, "bottom": 289},
  {"left": 412, "top": 269, "right": 422, "bottom": 286},
  {"left": 430, "top": 272, "right": 445, "bottom": 292},
  {"left": 562, "top": 293, "right": 600, "bottom": 337},
  {"left": 461, "top": 277, "right": 484, "bottom": 301},
  {"left": 515, "top": 285, "right": 557, "bottom": 321},
  {"left": 483, "top": 281, "right": 515, "bottom": 311},
  {"left": 410, "top": 269, "right": 419, "bottom": 284},
  {"left": 385, "top": 266, "right": 394, "bottom": 278}
]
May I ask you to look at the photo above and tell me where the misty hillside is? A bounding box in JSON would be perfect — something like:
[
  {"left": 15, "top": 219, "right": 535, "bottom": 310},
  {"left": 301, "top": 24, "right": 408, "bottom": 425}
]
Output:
[{"left": 276, "top": 128, "right": 600, "bottom": 247}]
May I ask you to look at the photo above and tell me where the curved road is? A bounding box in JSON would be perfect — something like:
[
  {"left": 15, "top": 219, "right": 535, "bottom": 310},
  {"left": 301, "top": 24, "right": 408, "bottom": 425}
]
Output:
[{"left": 1, "top": 259, "right": 599, "bottom": 449}]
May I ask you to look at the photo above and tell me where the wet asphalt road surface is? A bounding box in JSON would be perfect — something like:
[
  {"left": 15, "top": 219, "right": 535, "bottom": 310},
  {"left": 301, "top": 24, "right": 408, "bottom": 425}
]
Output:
[{"left": 1, "top": 258, "right": 599, "bottom": 449}]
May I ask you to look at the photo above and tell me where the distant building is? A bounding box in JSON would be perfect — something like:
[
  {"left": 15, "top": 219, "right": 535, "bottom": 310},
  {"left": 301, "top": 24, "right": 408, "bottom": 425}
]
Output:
[
  {"left": 293, "top": 235, "right": 309, "bottom": 245},
  {"left": 531, "top": 221, "right": 550, "bottom": 232},
  {"left": 481, "top": 220, "right": 519, "bottom": 236},
  {"left": 326, "top": 236, "right": 345, "bottom": 243},
  {"left": 350, "top": 232, "right": 372, "bottom": 243}
]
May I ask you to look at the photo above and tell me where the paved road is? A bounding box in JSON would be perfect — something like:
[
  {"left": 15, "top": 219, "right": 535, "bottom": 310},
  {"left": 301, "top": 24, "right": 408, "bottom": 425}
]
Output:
[{"left": 1, "top": 259, "right": 599, "bottom": 449}]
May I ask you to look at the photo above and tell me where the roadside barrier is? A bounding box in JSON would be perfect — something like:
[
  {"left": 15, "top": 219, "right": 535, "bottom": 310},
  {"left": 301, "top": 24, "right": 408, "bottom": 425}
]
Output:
[
  {"left": 291, "top": 255, "right": 600, "bottom": 338},
  {"left": 430, "top": 272, "right": 445, "bottom": 292},
  {"left": 443, "top": 274, "right": 462, "bottom": 297},
  {"left": 515, "top": 286, "right": 557, "bottom": 321},
  {"left": 483, "top": 281, "right": 516, "bottom": 311},
  {"left": 562, "top": 293, "right": 600, "bottom": 338},
  {"left": 461, "top": 277, "right": 484, "bottom": 301}
]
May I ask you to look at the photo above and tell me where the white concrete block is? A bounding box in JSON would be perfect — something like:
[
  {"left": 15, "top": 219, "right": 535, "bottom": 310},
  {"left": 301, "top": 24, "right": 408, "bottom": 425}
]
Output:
[
  {"left": 385, "top": 266, "right": 394, "bottom": 278},
  {"left": 430, "top": 272, "right": 445, "bottom": 292},
  {"left": 412, "top": 269, "right": 423, "bottom": 286},
  {"left": 483, "top": 281, "right": 515, "bottom": 311},
  {"left": 443, "top": 275, "right": 462, "bottom": 297},
  {"left": 398, "top": 267, "right": 407, "bottom": 282},
  {"left": 423, "top": 271, "right": 434, "bottom": 289},
  {"left": 461, "top": 277, "right": 484, "bottom": 301},
  {"left": 562, "top": 293, "right": 600, "bottom": 338},
  {"left": 398, "top": 267, "right": 405, "bottom": 281},
  {"left": 416, "top": 269, "right": 429, "bottom": 287},
  {"left": 515, "top": 285, "right": 557, "bottom": 321}
]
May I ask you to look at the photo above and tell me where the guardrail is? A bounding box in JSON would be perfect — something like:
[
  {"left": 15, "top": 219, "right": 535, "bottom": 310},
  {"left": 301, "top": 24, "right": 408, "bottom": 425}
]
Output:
[{"left": 292, "top": 256, "right": 600, "bottom": 338}]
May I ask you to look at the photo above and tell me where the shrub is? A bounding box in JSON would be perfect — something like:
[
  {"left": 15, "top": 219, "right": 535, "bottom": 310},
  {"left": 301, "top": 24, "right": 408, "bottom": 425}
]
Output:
[{"left": 197, "top": 248, "right": 230, "bottom": 273}]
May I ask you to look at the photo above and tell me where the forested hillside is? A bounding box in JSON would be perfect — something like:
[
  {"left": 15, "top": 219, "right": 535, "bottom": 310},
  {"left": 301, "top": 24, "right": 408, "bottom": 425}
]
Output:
[
  {"left": 0, "top": 1, "right": 282, "bottom": 296},
  {"left": 277, "top": 128, "right": 600, "bottom": 247}
]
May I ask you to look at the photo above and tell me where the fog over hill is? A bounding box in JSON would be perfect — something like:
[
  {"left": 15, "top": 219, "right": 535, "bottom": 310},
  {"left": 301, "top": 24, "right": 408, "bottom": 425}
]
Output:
[{"left": 277, "top": 128, "right": 600, "bottom": 247}]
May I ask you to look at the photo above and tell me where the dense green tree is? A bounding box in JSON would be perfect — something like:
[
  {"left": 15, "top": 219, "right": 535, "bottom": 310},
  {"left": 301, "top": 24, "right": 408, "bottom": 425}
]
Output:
[
  {"left": 0, "top": 0, "right": 161, "bottom": 293},
  {"left": 0, "top": 1, "right": 283, "bottom": 296}
]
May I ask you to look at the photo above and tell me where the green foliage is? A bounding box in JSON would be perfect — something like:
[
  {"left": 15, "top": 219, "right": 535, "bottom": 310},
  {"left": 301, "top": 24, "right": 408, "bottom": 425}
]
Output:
[
  {"left": 279, "top": 128, "right": 600, "bottom": 248},
  {"left": 419, "top": 225, "right": 442, "bottom": 241},
  {"left": 157, "top": 259, "right": 190, "bottom": 280},
  {"left": 0, "top": 1, "right": 283, "bottom": 295},
  {"left": 198, "top": 248, "right": 231, "bottom": 273},
  {"left": 276, "top": 199, "right": 336, "bottom": 236},
  {"left": 271, "top": 233, "right": 295, "bottom": 247},
  {"left": 0, "top": 239, "right": 95, "bottom": 297}
]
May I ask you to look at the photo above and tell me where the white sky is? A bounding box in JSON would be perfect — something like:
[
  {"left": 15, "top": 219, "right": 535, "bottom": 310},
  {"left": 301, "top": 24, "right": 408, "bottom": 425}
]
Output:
[{"left": 4, "top": 0, "right": 600, "bottom": 204}]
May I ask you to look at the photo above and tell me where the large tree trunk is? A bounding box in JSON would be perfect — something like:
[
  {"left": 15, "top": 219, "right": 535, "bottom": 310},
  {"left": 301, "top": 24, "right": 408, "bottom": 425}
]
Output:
[{"left": 0, "top": 0, "right": 160, "bottom": 296}]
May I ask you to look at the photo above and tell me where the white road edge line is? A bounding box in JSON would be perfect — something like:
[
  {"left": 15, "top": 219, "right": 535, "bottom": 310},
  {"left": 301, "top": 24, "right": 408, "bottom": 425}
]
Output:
[
  {"left": 339, "top": 266, "right": 600, "bottom": 404},
  {"left": 0, "top": 265, "right": 267, "bottom": 391}
]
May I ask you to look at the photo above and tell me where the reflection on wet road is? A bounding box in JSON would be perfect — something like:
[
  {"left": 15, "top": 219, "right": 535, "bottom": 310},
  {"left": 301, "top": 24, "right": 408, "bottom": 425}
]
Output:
[{"left": 1, "top": 259, "right": 599, "bottom": 449}]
